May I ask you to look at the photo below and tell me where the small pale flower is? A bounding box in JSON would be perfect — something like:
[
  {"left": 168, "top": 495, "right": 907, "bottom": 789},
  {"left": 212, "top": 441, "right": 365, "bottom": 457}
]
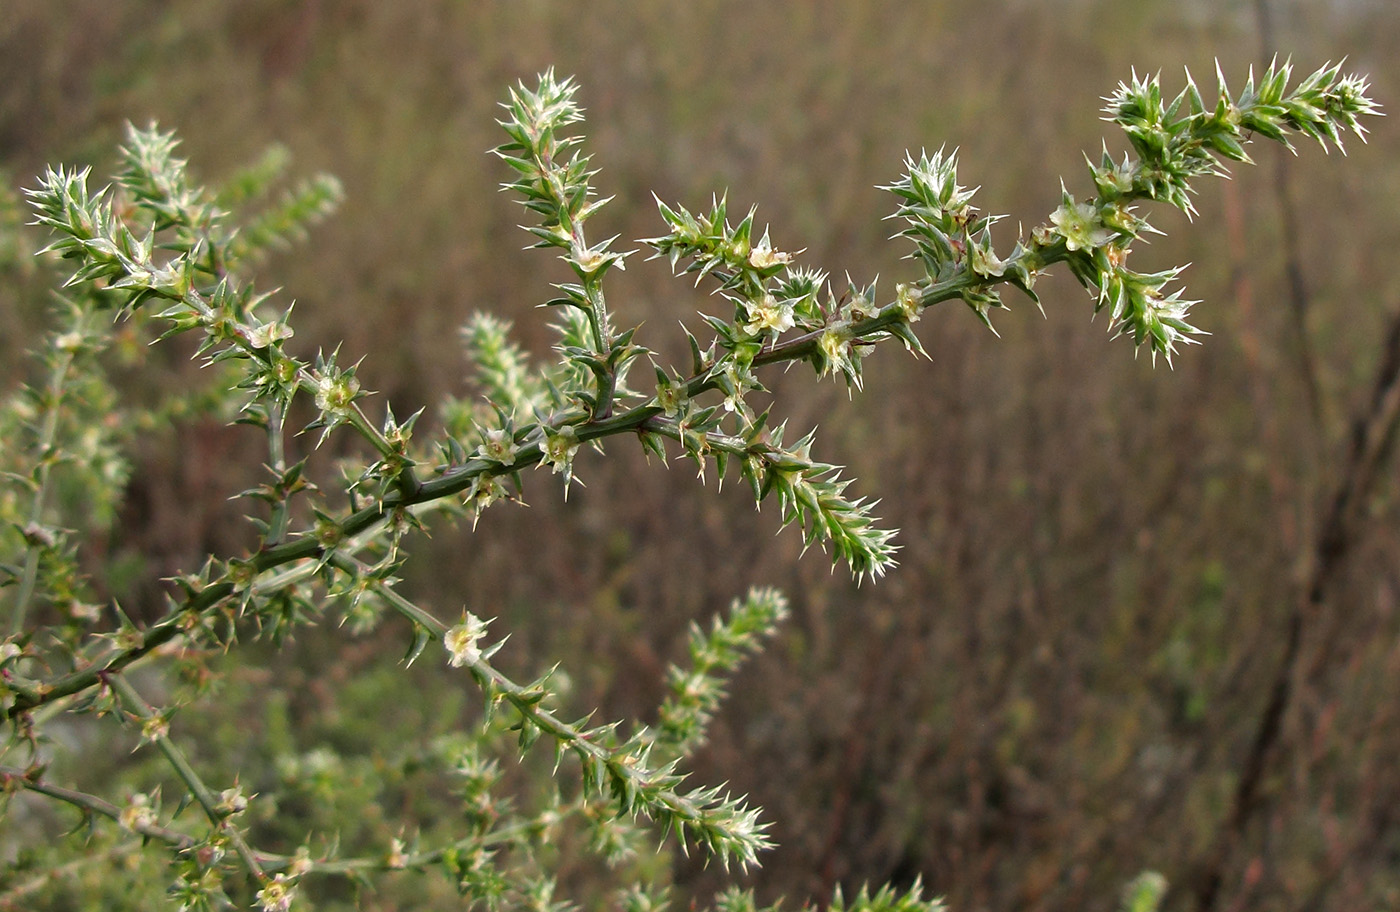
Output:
[
  {"left": 67, "top": 600, "right": 103, "bottom": 623},
  {"left": 272, "top": 355, "right": 298, "bottom": 387},
  {"left": 20, "top": 522, "right": 57, "bottom": 549},
  {"left": 141, "top": 714, "right": 170, "bottom": 744},
  {"left": 217, "top": 785, "right": 249, "bottom": 816},
  {"left": 313, "top": 371, "right": 360, "bottom": 415},
  {"left": 247, "top": 321, "right": 294, "bottom": 350},
  {"left": 748, "top": 241, "right": 791, "bottom": 270},
  {"left": 445, "top": 612, "right": 490, "bottom": 667},
  {"left": 119, "top": 793, "right": 156, "bottom": 832},
  {"left": 819, "top": 328, "right": 850, "bottom": 371},
  {"left": 572, "top": 244, "right": 607, "bottom": 274},
  {"left": 716, "top": 365, "right": 755, "bottom": 416},
  {"left": 288, "top": 846, "right": 314, "bottom": 878},
  {"left": 895, "top": 283, "right": 922, "bottom": 323},
  {"left": 743, "top": 293, "right": 795, "bottom": 336},
  {"left": 467, "top": 475, "right": 508, "bottom": 523},
  {"left": 970, "top": 241, "right": 1006, "bottom": 278},
  {"left": 844, "top": 288, "right": 878, "bottom": 321},
  {"left": 1103, "top": 166, "right": 1135, "bottom": 196},
  {"left": 1049, "top": 199, "right": 1116, "bottom": 252},
  {"left": 387, "top": 837, "right": 409, "bottom": 869},
  {"left": 541, "top": 425, "right": 579, "bottom": 475},
  {"left": 478, "top": 427, "right": 517, "bottom": 465},
  {"left": 256, "top": 874, "right": 296, "bottom": 912},
  {"left": 54, "top": 331, "right": 85, "bottom": 354},
  {"left": 656, "top": 378, "right": 686, "bottom": 418},
  {"left": 314, "top": 514, "right": 345, "bottom": 549}
]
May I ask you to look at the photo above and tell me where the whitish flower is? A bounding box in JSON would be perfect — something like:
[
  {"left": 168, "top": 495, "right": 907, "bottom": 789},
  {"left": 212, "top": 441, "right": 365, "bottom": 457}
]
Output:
[
  {"left": 256, "top": 874, "right": 296, "bottom": 912},
  {"left": 313, "top": 371, "right": 360, "bottom": 415},
  {"left": 748, "top": 241, "right": 791, "bottom": 270},
  {"left": 387, "top": 837, "right": 408, "bottom": 869},
  {"left": 1050, "top": 199, "right": 1116, "bottom": 252},
  {"left": 572, "top": 244, "right": 607, "bottom": 274},
  {"left": 969, "top": 240, "right": 1006, "bottom": 278},
  {"left": 54, "top": 331, "right": 85, "bottom": 354},
  {"left": 288, "top": 846, "right": 314, "bottom": 878},
  {"left": 272, "top": 355, "right": 298, "bottom": 387},
  {"left": 819, "top": 328, "right": 852, "bottom": 376},
  {"left": 743, "top": 293, "right": 796, "bottom": 336},
  {"left": 67, "top": 600, "right": 103, "bottom": 623},
  {"left": 478, "top": 427, "right": 517, "bottom": 465},
  {"left": 895, "top": 283, "right": 922, "bottom": 323},
  {"left": 467, "top": 475, "right": 508, "bottom": 524},
  {"left": 656, "top": 377, "right": 686, "bottom": 418},
  {"left": 717, "top": 367, "right": 750, "bottom": 415},
  {"left": 247, "top": 321, "right": 294, "bottom": 349},
  {"left": 140, "top": 714, "right": 170, "bottom": 743},
  {"left": 217, "top": 785, "right": 250, "bottom": 816},
  {"left": 119, "top": 793, "right": 156, "bottom": 832},
  {"left": 541, "top": 425, "right": 579, "bottom": 475},
  {"left": 445, "top": 612, "right": 490, "bottom": 667}
]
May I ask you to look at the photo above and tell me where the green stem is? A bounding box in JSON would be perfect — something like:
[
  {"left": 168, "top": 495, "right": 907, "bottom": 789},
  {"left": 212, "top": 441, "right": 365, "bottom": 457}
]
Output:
[
  {"left": 263, "top": 401, "right": 292, "bottom": 546},
  {"left": 7, "top": 329, "right": 82, "bottom": 638},
  {"left": 328, "top": 552, "right": 764, "bottom": 858},
  {"left": 5, "top": 518, "right": 390, "bottom": 720},
  {"left": 297, "top": 813, "right": 550, "bottom": 875},
  {"left": 752, "top": 269, "right": 982, "bottom": 369},
  {"left": 0, "top": 760, "right": 560, "bottom": 884},
  {"left": 106, "top": 674, "right": 267, "bottom": 880},
  {"left": 0, "top": 764, "right": 196, "bottom": 849}
]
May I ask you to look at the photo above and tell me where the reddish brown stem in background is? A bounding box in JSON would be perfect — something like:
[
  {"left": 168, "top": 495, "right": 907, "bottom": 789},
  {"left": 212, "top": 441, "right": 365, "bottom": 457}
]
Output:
[{"left": 1187, "top": 308, "right": 1400, "bottom": 911}]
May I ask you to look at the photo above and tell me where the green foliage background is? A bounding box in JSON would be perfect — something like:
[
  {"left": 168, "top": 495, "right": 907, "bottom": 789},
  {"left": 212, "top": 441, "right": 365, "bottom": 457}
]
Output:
[{"left": 3, "top": 1, "right": 1398, "bottom": 910}]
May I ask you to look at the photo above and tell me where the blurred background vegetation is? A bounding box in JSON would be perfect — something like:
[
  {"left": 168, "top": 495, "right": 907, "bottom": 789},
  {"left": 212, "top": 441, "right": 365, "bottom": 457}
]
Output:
[{"left": 2, "top": 1, "right": 1398, "bottom": 910}]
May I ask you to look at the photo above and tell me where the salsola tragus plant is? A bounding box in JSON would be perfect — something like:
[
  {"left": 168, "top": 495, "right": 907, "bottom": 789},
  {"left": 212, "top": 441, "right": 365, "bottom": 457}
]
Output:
[{"left": 0, "top": 60, "right": 1378, "bottom": 911}]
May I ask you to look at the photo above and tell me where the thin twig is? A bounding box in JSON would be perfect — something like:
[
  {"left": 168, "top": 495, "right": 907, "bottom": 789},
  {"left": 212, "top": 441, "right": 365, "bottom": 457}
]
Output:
[
  {"left": 0, "top": 764, "right": 196, "bottom": 849},
  {"left": 106, "top": 673, "right": 268, "bottom": 881}
]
